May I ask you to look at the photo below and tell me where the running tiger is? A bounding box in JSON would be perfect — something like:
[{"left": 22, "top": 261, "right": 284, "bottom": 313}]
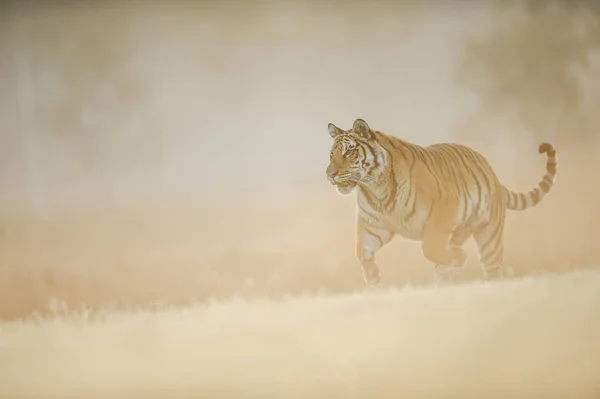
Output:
[{"left": 326, "top": 118, "right": 557, "bottom": 287}]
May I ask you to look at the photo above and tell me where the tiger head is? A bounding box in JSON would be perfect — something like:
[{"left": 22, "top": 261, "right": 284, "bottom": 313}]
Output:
[{"left": 326, "top": 118, "right": 382, "bottom": 195}]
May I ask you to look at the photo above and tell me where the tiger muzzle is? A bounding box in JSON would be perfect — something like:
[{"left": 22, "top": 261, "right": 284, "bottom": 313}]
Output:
[{"left": 326, "top": 168, "right": 338, "bottom": 185}]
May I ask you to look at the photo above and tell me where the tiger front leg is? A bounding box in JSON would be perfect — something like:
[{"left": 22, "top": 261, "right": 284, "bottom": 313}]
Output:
[{"left": 356, "top": 218, "right": 394, "bottom": 287}]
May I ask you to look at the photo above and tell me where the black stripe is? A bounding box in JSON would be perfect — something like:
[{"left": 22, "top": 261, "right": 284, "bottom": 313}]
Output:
[
  {"left": 482, "top": 244, "right": 503, "bottom": 267},
  {"left": 364, "top": 225, "right": 384, "bottom": 248},
  {"left": 358, "top": 202, "right": 380, "bottom": 222},
  {"left": 404, "top": 191, "right": 419, "bottom": 221},
  {"left": 461, "top": 188, "right": 474, "bottom": 222},
  {"left": 539, "top": 181, "right": 551, "bottom": 192},
  {"left": 531, "top": 189, "right": 540, "bottom": 204},
  {"left": 434, "top": 146, "right": 454, "bottom": 178},
  {"left": 412, "top": 146, "right": 426, "bottom": 162},
  {"left": 361, "top": 140, "right": 379, "bottom": 170},
  {"left": 505, "top": 191, "right": 512, "bottom": 208},
  {"left": 451, "top": 147, "right": 483, "bottom": 222},
  {"left": 469, "top": 174, "right": 483, "bottom": 216},
  {"left": 510, "top": 192, "right": 518, "bottom": 208},
  {"left": 443, "top": 158, "right": 468, "bottom": 207},
  {"left": 403, "top": 148, "right": 417, "bottom": 209},
  {"left": 459, "top": 150, "right": 488, "bottom": 216},
  {"left": 423, "top": 202, "right": 434, "bottom": 221},
  {"left": 383, "top": 151, "right": 398, "bottom": 212},
  {"left": 479, "top": 219, "right": 504, "bottom": 257},
  {"left": 419, "top": 148, "right": 444, "bottom": 199},
  {"left": 443, "top": 146, "right": 474, "bottom": 221},
  {"left": 356, "top": 145, "right": 367, "bottom": 168},
  {"left": 387, "top": 136, "right": 407, "bottom": 154},
  {"left": 359, "top": 186, "right": 380, "bottom": 212}
]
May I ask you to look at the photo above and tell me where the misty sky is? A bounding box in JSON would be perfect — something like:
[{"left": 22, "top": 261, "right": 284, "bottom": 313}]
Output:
[{"left": 1, "top": 1, "right": 497, "bottom": 212}]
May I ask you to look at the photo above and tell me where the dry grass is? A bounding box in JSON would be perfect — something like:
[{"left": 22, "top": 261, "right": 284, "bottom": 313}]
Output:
[{"left": 1, "top": 268, "right": 599, "bottom": 398}]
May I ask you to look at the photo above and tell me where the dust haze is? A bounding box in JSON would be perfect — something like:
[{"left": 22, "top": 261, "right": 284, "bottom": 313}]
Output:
[{"left": 1, "top": 0, "right": 599, "bottom": 396}]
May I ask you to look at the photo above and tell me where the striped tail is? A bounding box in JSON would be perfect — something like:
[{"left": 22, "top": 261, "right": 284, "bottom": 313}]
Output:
[{"left": 503, "top": 142, "right": 557, "bottom": 211}]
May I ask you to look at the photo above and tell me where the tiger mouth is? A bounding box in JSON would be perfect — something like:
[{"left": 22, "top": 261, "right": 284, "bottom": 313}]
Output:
[
  {"left": 336, "top": 181, "right": 356, "bottom": 189},
  {"left": 335, "top": 180, "right": 357, "bottom": 194}
]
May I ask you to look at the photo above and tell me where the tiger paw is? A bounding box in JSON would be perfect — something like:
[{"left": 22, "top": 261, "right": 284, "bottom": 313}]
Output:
[
  {"left": 450, "top": 248, "right": 467, "bottom": 267},
  {"left": 434, "top": 264, "right": 454, "bottom": 287},
  {"left": 362, "top": 264, "right": 381, "bottom": 287},
  {"left": 484, "top": 265, "right": 504, "bottom": 282}
]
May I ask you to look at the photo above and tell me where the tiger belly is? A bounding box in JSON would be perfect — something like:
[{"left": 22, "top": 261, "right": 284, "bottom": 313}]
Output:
[
  {"left": 357, "top": 186, "right": 487, "bottom": 242},
  {"left": 377, "top": 194, "right": 484, "bottom": 242}
]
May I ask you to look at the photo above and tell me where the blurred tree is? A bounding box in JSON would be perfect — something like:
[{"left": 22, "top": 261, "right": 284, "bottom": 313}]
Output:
[
  {"left": 12, "top": 3, "right": 166, "bottom": 201},
  {"left": 456, "top": 0, "right": 600, "bottom": 149},
  {"left": 24, "top": 7, "right": 146, "bottom": 172}
]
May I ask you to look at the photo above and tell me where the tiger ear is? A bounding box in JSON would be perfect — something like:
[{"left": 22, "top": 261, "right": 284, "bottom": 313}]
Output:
[
  {"left": 352, "top": 118, "right": 374, "bottom": 140},
  {"left": 328, "top": 123, "right": 342, "bottom": 138}
]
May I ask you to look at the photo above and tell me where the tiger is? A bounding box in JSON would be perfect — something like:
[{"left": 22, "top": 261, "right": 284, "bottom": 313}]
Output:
[{"left": 325, "top": 118, "right": 557, "bottom": 287}]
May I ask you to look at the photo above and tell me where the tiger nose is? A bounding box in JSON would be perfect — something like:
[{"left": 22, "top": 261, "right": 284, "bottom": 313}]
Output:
[{"left": 326, "top": 169, "right": 338, "bottom": 185}]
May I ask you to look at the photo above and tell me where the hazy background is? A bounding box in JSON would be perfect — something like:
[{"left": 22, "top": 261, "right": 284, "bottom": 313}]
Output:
[{"left": 1, "top": 0, "right": 600, "bottom": 319}]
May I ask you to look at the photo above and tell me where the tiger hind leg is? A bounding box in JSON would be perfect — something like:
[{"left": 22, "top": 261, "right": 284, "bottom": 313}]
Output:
[
  {"left": 422, "top": 203, "right": 467, "bottom": 287},
  {"left": 433, "top": 226, "right": 472, "bottom": 287},
  {"left": 473, "top": 220, "right": 505, "bottom": 282}
]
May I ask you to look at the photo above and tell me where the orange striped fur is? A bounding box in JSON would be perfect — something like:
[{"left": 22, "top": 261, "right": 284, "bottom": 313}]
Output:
[{"left": 326, "top": 118, "right": 557, "bottom": 286}]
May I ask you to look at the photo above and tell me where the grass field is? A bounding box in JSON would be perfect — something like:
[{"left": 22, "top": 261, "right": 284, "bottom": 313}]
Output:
[{"left": 1, "top": 268, "right": 599, "bottom": 398}]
